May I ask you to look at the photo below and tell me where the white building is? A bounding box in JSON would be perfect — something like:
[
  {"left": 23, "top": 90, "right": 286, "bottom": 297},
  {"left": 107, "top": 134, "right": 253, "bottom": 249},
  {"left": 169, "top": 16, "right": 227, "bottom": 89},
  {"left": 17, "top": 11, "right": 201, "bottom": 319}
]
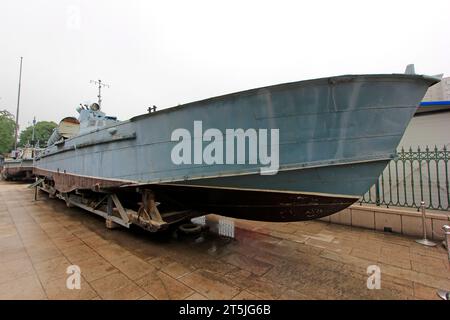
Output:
[{"left": 422, "top": 76, "right": 450, "bottom": 101}]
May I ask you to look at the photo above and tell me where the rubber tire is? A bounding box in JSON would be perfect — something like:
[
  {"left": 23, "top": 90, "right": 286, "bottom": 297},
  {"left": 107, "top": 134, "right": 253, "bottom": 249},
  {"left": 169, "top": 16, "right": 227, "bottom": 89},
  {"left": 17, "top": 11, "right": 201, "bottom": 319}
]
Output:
[{"left": 178, "top": 223, "right": 202, "bottom": 235}]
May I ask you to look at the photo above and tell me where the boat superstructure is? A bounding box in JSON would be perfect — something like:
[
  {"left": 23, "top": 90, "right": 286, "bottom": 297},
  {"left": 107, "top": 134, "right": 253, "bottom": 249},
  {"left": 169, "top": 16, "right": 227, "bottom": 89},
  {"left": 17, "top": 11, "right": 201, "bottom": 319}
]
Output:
[
  {"left": 1, "top": 146, "right": 41, "bottom": 181},
  {"left": 32, "top": 69, "right": 440, "bottom": 232}
]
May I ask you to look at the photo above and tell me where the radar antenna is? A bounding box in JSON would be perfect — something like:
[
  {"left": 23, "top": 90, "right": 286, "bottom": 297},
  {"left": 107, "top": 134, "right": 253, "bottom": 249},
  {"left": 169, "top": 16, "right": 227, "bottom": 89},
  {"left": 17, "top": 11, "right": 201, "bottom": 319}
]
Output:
[{"left": 89, "top": 79, "right": 110, "bottom": 108}]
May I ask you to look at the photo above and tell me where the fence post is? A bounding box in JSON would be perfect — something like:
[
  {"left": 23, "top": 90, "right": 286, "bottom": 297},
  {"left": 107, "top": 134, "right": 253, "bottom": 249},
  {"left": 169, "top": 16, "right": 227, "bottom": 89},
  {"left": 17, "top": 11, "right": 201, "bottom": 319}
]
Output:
[{"left": 375, "top": 179, "right": 380, "bottom": 206}]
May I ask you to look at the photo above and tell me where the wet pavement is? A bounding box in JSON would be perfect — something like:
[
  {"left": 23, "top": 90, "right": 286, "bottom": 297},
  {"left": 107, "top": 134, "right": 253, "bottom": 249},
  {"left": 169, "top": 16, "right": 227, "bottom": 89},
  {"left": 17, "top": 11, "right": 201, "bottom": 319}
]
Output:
[{"left": 0, "top": 181, "right": 449, "bottom": 300}]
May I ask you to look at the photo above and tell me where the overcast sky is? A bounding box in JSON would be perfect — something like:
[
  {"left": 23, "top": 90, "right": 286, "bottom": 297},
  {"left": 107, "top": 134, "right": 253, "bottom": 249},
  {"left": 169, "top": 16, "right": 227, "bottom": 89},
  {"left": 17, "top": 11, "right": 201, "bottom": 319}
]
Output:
[{"left": 1, "top": 0, "right": 450, "bottom": 131}]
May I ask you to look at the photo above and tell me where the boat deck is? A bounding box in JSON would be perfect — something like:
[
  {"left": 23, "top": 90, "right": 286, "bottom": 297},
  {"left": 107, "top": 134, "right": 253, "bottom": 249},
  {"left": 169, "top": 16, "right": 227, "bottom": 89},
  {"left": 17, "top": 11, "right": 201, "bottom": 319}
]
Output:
[{"left": 0, "top": 181, "right": 448, "bottom": 300}]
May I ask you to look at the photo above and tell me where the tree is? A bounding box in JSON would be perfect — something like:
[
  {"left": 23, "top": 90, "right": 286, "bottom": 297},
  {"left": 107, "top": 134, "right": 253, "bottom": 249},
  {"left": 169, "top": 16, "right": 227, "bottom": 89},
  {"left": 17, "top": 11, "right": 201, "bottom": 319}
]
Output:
[
  {"left": 19, "top": 121, "right": 57, "bottom": 147},
  {"left": 0, "top": 110, "right": 16, "bottom": 154}
]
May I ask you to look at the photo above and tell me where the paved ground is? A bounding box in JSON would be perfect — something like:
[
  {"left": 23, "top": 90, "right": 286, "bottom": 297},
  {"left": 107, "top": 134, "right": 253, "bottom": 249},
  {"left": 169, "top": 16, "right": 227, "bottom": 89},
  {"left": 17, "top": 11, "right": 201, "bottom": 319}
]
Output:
[{"left": 0, "top": 181, "right": 449, "bottom": 300}]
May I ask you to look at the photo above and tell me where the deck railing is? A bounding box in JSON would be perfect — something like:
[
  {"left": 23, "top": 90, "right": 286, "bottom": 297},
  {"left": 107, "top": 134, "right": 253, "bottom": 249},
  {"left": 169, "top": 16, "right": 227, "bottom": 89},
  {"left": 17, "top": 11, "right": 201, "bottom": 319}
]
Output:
[{"left": 359, "top": 146, "right": 450, "bottom": 211}]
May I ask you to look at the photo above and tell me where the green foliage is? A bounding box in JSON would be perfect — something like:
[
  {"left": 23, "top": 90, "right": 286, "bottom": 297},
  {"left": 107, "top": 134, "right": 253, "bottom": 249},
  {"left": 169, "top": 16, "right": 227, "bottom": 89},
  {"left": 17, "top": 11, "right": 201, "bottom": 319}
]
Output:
[
  {"left": 19, "top": 121, "right": 57, "bottom": 147},
  {"left": 0, "top": 110, "right": 16, "bottom": 154}
]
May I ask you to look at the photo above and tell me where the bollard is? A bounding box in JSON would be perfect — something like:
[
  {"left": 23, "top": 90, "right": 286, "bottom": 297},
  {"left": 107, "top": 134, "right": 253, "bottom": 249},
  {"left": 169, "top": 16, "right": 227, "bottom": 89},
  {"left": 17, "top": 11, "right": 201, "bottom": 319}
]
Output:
[
  {"left": 415, "top": 201, "right": 437, "bottom": 247},
  {"left": 436, "top": 225, "right": 450, "bottom": 300},
  {"left": 443, "top": 225, "right": 450, "bottom": 261}
]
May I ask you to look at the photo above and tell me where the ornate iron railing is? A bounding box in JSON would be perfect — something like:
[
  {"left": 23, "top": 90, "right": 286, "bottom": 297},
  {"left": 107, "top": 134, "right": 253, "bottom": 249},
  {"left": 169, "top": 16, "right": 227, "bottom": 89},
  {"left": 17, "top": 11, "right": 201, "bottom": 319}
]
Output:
[{"left": 360, "top": 146, "right": 450, "bottom": 211}]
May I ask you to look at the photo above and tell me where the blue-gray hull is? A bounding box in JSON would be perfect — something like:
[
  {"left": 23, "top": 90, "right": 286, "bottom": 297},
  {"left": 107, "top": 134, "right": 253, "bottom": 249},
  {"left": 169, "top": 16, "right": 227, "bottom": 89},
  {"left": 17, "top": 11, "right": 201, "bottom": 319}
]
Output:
[{"left": 34, "top": 73, "right": 438, "bottom": 221}]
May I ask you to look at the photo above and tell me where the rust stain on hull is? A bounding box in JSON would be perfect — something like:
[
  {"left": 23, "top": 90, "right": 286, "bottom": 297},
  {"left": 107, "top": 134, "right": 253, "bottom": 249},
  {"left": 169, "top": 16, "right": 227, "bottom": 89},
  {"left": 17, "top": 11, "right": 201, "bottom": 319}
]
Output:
[
  {"left": 2, "top": 166, "right": 34, "bottom": 180},
  {"left": 33, "top": 167, "right": 129, "bottom": 192},
  {"left": 34, "top": 168, "right": 356, "bottom": 222}
]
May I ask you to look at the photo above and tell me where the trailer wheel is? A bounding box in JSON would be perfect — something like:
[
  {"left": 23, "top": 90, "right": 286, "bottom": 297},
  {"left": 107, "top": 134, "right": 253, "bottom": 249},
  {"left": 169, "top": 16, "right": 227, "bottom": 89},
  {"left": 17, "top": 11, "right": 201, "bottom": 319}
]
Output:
[{"left": 178, "top": 223, "right": 202, "bottom": 235}]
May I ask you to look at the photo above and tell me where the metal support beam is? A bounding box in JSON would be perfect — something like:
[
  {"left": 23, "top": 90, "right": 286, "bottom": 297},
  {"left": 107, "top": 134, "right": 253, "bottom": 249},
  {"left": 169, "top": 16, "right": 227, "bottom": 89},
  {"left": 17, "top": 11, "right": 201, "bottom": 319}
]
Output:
[
  {"left": 110, "top": 194, "right": 130, "bottom": 224},
  {"left": 141, "top": 189, "right": 163, "bottom": 222}
]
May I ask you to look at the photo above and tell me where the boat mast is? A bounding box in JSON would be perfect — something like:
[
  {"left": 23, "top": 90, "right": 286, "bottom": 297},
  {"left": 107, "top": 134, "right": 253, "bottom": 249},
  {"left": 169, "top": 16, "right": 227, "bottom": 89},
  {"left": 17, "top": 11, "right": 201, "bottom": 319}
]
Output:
[
  {"left": 14, "top": 57, "right": 23, "bottom": 150},
  {"left": 89, "top": 79, "right": 109, "bottom": 108}
]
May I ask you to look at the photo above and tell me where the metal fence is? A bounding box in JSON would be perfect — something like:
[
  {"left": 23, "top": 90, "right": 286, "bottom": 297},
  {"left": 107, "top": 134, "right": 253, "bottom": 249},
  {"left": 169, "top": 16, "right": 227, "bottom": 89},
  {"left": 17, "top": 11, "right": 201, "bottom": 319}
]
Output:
[{"left": 360, "top": 146, "right": 450, "bottom": 211}]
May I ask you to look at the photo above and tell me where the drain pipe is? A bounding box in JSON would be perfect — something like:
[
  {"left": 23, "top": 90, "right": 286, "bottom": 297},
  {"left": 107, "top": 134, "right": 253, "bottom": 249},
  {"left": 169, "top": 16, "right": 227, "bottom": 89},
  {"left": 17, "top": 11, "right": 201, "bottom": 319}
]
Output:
[
  {"left": 415, "top": 201, "right": 437, "bottom": 247},
  {"left": 437, "top": 225, "right": 450, "bottom": 300}
]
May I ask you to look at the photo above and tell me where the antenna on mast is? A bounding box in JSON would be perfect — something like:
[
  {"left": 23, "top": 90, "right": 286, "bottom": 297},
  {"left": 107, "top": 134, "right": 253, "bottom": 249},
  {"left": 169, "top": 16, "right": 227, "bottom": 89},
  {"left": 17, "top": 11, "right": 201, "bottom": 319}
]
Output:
[
  {"left": 89, "top": 79, "right": 109, "bottom": 108},
  {"left": 31, "top": 116, "right": 36, "bottom": 145}
]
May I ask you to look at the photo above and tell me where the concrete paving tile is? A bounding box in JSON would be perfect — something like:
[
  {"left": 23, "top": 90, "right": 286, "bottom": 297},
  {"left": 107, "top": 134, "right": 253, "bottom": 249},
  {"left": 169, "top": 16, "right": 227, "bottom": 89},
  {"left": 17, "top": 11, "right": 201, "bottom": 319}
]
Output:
[
  {"left": 174, "top": 254, "right": 237, "bottom": 275},
  {"left": 382, "top": 274, "right": 414, "bottom": 288},
  {"left": 0, "top": 225, "right": 18, "bottom": 238},
  {"left": 305, "top": 238, "right": 352, "bottom": 254},
  {"left": 245, "top": 277, "right": 287, "bottom": 299},
  {"left": 72, "top": 256, "right": 117, "bottom": 282},
  {"left": 382, "top": 280, "right": 414, "bottom": 296},
  {"left": 89, "top": 272, "right": 133, "bottom": 296},
  {"left": 162, "top": 261, "right": 196, "bottom": 279},
  {"left": 43, "top": 227, "right": 74, "bottom": 240},
  {"left": 0, "top": 274, "right": 46, "bottom": 300},
  {"left": 52, "top": 235, "right": 85, "bottom": 250},
  {"left": 110, "top": 254, "right": 154, "bottom": 280},
  {"left": 220, "top": 253, "right": 272, "bottom": 276},
  {"left": 147, "top": 255, "right": 176, "bottom": 269},
  {"left": 232, "top": 290, "right": 260, "bottom": 300},
  {"left": 409, "top": 243, "right": 446, "bottom": 259},
  {"left": 134, "top": 244, "right": 168, "bottom": 261},
  {"left": 380, "top": 246, "right": 410, "bottom": 261},
  {"left": 80, "top": 234, "right": 112, "bottom": 249},
  {"left": 320, "top": 250, "right": 377, "bottom": 269},
  {"left": 413, "top": 282, "right": 443, "bottom": 300},
  {"left": 350, "top": 248, "right": 380, "bottom": 261},
  {"left": 223, "top": 269, "right": 252, "bottom": 288},
  {"left": 264, "top": 223, "right": 299, "bottom": 234},
  {"left": 23, "top": 239, "right": 56, "bottom": 251},
  {"left": 179, "top": 269, "right": 239, "bottom": 299},
  {"left": 61, "top": 244, "right": 100, "bottom": 263},
  {"left": 0, "top": 235, "right": 23, "bottom": 251},
  {"left": 34, "top": 256, "right": 72, "bottom": 285},
  {"left": 411, "top": 260, "right": 450, "bottom": 279},
  {"left": 0, "top": 247, "right": 29, "bottom": 264},
  {"left": 136, "top": 270, "right": 194, "bottom": 300},
  {"left": 95, "top": 243, "right": 133, "bottom": 262},
  {"left": 184, "top": 292, "right": 208, "bottom": 300},
  {"left": 410, "top": 253, "right": 449, "bottom": 268},
  {"left": 378, "top": 255, "right": 412, "bottom": 270},
  {"left": 268, "top": 231, "right": 309, "bottom": 243},
  {"left": 99, "top": 282, "right": 147, "bottom": 300},
  {"left": 308, "top": 233, "right": 335, "bottom": 243},
  {"left": 251, "top": 251, "right": 287, "bottom": 267},
  {"left": 26, "top": 245, "right": 62, "bottom": 264},
  {"left": 295, "top": 243, "right": 324, "bottom": 256},
  {"left": 379, "top": 263, "right": 450, "bottom": 289},
  {"left": 278, "top": 289, "right": 310, "bottom": 300},
  {"left": 0, "top": 257, "right": 35, "bottom": 285},
  {"left": 43, "top": 276, "right": 97, "bottom": 300},
  {"left": 21, "top": 234, "right": 53, "bottom": 246}
]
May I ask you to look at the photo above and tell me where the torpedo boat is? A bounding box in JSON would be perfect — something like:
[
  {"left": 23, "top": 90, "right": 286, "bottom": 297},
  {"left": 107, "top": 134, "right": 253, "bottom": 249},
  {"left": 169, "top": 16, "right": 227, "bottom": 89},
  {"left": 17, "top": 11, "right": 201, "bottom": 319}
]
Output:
[
  {"left": 33, "top": 67, "right": 440, "bottom": 231},
  {"left": 2, "top": 147, "right": 39, "bottom": 181}
]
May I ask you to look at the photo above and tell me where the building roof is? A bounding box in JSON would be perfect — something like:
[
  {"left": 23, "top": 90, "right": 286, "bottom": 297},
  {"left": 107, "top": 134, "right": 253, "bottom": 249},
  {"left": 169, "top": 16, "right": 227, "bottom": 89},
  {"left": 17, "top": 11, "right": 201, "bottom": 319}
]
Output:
[{"left": 416, "top": 100, "right": 450, "bottom": 115}]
